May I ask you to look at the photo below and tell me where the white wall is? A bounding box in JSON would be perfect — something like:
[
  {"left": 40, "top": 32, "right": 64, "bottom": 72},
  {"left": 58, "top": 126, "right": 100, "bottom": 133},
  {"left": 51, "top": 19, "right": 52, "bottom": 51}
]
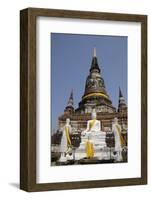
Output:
[{"left": 0, "top": 0, "right": 150, "bottom": 199}]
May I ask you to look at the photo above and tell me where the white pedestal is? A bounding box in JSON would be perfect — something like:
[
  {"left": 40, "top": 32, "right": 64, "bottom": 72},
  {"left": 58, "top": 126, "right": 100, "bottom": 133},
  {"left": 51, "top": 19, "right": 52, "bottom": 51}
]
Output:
[
  {"left": 75, "top": 131, "right": 107, "bottom": 160},
  {"left": 59, "top": 155, "right": 67, "bottom": 162}
]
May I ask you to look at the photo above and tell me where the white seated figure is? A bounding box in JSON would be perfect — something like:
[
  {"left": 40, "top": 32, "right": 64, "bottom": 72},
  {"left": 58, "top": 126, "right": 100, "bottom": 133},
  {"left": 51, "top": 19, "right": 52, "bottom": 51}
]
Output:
[
  {"left": 59, "top": 118, "right": 73, "bottom": 162},
  {"left": 82, "top": 110, "right": 101, "bottom": 134},
  {"left": 112, "top": 117, "right": 125, "bottom": 162},
  {"left": 75, "top": 109, "right": 107, "bottom": 160}
]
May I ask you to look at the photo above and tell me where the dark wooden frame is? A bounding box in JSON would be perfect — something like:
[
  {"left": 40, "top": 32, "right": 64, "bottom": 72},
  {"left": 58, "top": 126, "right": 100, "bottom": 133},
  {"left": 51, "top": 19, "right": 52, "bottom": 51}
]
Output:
[{"left": 20, "top": 7, "right": 147, "bottom": 192}]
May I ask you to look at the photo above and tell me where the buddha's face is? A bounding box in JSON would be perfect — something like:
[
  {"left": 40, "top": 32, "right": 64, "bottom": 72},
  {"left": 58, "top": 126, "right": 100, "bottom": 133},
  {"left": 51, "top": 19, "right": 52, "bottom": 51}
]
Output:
[
  {"left": 66, "top": 118, "right": 70, "bottom": 124},
  {"left": 92, "top": 112, "right": 96, "bottom": 120},
  {"left": 114, "top": 117, "right": 118, "bottom": 123}
]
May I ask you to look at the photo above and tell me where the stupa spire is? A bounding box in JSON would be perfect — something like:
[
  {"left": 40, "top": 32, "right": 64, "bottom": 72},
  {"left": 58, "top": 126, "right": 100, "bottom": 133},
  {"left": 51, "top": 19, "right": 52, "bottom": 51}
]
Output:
[
  {"left": 93, "top": 47, "right": 96, "bottom": 57},
  {"left": 118, "top": 87, "right": 127, "bottom": 112},
  {"left": 67, "top": 89, "right": 74, "bottom": 107},
  {"left": 119, "top": 87, "right": 123, "bottom": 98},
  {"left": 90, "top": 47, "right": 100, "bottom": 73},
  {"left": 64, "top": 90, "right": 74, "bottom": 115}
]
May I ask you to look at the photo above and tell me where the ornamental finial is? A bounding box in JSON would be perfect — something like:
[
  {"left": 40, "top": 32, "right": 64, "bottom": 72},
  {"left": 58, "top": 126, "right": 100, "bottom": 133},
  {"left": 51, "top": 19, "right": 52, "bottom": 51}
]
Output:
[{"left": 93, "top": 47, "right": 96, "bottom": 57}]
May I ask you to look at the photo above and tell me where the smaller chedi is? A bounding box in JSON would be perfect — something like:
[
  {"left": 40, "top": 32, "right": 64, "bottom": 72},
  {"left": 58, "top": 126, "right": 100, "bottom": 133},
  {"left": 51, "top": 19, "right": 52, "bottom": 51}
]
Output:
[{"left": 75, "top": 109, "right": 107, "bottom": 160}]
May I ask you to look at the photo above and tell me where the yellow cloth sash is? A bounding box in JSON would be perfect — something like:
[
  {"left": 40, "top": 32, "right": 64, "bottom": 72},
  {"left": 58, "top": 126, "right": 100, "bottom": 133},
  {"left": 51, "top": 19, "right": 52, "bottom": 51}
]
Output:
[
  {"left": 84, "top": 119, "right": 96, "bottom": 158},
  {"left": 116, "top": 124, "right": 125, "bottom": 145},
  {"left": 85, "top": 140, "right": 94, "bottom": 158},
  {"left": 65, "top": 126, "right": 71, "bottom": 146},
  {"left": 88, "top": 119, "right": 96, "bottom": 131}
]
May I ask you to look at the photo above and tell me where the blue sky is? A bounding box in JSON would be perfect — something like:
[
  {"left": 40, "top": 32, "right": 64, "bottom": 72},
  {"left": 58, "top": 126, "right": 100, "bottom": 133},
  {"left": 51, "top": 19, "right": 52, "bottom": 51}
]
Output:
[{"left": 51, "top": 33, "right": 127, "bottom": 130}]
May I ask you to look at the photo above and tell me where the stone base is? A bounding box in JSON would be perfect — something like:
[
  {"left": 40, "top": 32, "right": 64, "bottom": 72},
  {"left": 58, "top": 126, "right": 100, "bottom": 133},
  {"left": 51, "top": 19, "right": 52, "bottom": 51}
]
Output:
[
  {"left": 76, "top": 131, "right": 107, "bottom": 160},
  {"left": 78, "top": 157, "right": 115, "bottom": 165},
  {"left": 59, "top": 156, "right": 67, "bottom": 162},
  {"left": 59, "top": 154, "right": 74, "bottom": 162},
  {"left": 75, "top": 150, "right": 107, "bottom": 160},
  {"left": 56, "top": 159, "right": 75, "bottom": 166}
]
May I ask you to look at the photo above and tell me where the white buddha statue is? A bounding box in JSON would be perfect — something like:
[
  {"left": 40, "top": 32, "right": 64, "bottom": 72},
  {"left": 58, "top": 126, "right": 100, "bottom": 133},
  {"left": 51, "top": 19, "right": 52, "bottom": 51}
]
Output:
[
  {"left": 82, "top": 110, "right": 101, "bottom": 135},
  {"left": 59, "top": 118, "right": 73, "bottom": 162},
  {"left": 75, "top": 109, "right": 107, "bottom": 160},
  {"left": 112, "top": 117, "right": 125, "bottom": 162}
]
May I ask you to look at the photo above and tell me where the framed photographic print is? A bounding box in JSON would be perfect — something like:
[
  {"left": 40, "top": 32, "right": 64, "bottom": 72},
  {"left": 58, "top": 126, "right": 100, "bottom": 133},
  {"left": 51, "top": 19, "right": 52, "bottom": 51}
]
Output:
[{"left": 20, "top": 8, "right": 147, "bottom": 191}]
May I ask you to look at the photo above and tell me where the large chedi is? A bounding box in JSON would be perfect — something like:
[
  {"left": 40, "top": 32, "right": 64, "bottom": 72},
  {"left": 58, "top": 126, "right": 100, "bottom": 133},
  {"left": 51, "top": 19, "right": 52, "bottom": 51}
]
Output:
[
  {"left": 76, "top": 48, "right": 116, "bottom": 114},
  {"left": 58, "top": 48, "right": 127, "bottom": 134}
]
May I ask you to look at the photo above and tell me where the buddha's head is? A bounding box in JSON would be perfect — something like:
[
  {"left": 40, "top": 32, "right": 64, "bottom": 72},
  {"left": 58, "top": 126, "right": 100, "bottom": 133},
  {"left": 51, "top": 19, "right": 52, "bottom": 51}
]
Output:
[
  {"left": 66, "top": 118, "right": 70, "bottom": 125},
  {"left": 91, "top": 109, "right": 97, "bottom": 120},
  {"left": 114, "top": 117, "right": 118, "bottom": 123}
]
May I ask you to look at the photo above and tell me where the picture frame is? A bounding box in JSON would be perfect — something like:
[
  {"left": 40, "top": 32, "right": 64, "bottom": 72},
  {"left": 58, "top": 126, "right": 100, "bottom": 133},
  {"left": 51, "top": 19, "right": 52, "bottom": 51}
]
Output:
[{"left": 20, "top": 7, "right": 147, "bottom": 192}]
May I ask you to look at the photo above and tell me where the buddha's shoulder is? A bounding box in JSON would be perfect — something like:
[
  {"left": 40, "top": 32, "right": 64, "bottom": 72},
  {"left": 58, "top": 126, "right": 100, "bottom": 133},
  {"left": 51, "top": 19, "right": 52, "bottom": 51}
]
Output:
[{"left": 88, "top": 119, "right": 100, "bottom": 123}]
